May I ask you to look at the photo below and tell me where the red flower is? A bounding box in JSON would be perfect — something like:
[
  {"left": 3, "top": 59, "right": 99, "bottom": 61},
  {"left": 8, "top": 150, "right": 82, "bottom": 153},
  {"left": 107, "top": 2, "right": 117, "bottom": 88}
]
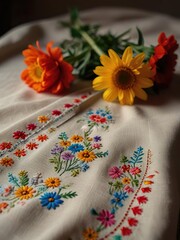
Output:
[
  {"left": 81, "top": 95, "right": 87, "bottom": 99},
  {"left": 128, "top": 218, "right": 138, "bottom": 227},
  {"left": 121, "top": 227, "right": 132, "bottom": 236},
  {"left": 13, "top": 131, "right": 27, "bottom": 140},
  {"left": 137, "top": 195, "right": 148, "bottom": 204},
  {"left": 0, "top": 142, "right": 12, "bottom": 150},
  {"left": 132, "top": 206, "right": 143, "bottom": 216},
  {"left": 121, "top": 164, "right": 130, "bottom": 173},
  {"left": 64, "top": 103, "right": 74, "bottom": 108},
  {"left": 149, "top": 32, "right": 178, "bottom": 87},
  {"left": 90, "top": 114, "right": 107, "bottom": 124},
  {"left": 14, "top": 149, "right": 26, "bottom": 157},
  {"left": 26, "top": 123, "right": 37, "bottom": 131},
  {"left": 141, "top": 187, "right": 152, "bottom": 193},
  {"left": 21, "top": 41, "right": 74, "bottom": 93},
  {"left": 52, "top": 110, "right": 62, "bottom": 116},
  {"left": 74, "top": 98, "right": 81, "bottom": 103},
  {"left": 26, "top": 142, "right": 39, "bottom": 150},
  {"left": 37, "top": 134, "right": 48, "bottom": 142}
]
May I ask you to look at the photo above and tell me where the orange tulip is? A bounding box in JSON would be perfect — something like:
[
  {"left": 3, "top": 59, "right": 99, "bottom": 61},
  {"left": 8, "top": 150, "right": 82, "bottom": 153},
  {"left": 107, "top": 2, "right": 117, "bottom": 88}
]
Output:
[{"left": 21, "top": 41, "right": 74, "bottom": 94}]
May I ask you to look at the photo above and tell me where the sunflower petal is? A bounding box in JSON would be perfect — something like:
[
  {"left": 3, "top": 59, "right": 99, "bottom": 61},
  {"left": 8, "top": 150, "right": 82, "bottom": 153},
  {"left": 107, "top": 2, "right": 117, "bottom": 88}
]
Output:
[
  {"left": 108, "top": 49, "right": 122, "bottom": 66},
  {"left": 134, "top": 87, "right": 148, "bottom": 101},
  {"left": 120, "top": 89, "right": 134, "bottom": 105},
  {"left": 130, "top": 52, "right": 145, "bottom": 69},
  {"left": 122, "top": 46, "right": 133, "bottom": 65},
  {"left": 93, "top": 77, "right": 111, "bottom": 90},
  {"left": 103, "top": 88, "right": 118, "bottom": 102},
  {"left": 100, "top": 54, "right": 113, "bottom": 67},
  {"left": 139, "top": 63, "right": 154, "bottom": 78},
  {"left": 136, "top": 77, "right": 154, "bottom": 88}
]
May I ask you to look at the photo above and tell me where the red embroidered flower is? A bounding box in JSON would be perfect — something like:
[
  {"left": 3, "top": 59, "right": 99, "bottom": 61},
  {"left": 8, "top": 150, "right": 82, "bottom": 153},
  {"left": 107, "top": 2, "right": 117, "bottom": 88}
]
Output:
[
  {"left": 52, "top": 110, "right": 62, "bottom": 116},
  {"left": 89, "top": 114, "right": 107, "bottom": 124},
  {"left": 132, "top": 206, "right": 143, "bottom": 216},
  {"left": 146, "top": 174, "right": 155, "bottom": 179},
  {"left": 26, "top": 142, "right": 39, "bottom": 150},
  {"left": 128, "top": 218, "right": 138, "bottom": 227},
  {"left": 121, "top": 164, "right": 130, "bottom": 173},
  {"left": 124, "top": 185, "right": 134, "bottom": 193},
  {"left": 21, "top": 41, "right": 74, "bottom": 93},
  {"left": 149, "top": 32, "right": 178, "bottom": 87},
  {"left": 108, "top": 166, "right": 122, "bottom": 179},
  {"left": 37, "top": 134, "right": 48, "bottom": 142},
  {"left": 141, "top": 187, "right": 152, "bottom": 193},
  {"left": 130, "top": 167, "right": 141, "bottom": 175},
  {"left": 3, "top": 186, "right": 13, "bottom": 197},
  {"left": 0, "top": 157, "right": 14, "bottom": 167},
  {"left": 137, "top": 195, "right": 148, "bottom": 204},
  {"left": 0, "top": 142, "right": 12, "bottom": 150},
  {"left": 74, "top": 98, "right": 81, "bottom": 103},
  {"left": 13, "top": 131, "right": 27, "bottom": 140},
  {"left": 121, "top": 227, "right": 132, "bottom": 236},
  {"left": 64, "top": 103, "right": 74, "bottom": 108},
  {"left": 14, "top": 149, "right": 26, "bottom": 157},
  {"left": 26, "top": 123, "right": 37, "bottom": 131},
  {"left": 81, "top": 95, "right": 87, "bottom": 99},
  {"left": 0, "top": 202, "right": 8, "bottom": 213}
]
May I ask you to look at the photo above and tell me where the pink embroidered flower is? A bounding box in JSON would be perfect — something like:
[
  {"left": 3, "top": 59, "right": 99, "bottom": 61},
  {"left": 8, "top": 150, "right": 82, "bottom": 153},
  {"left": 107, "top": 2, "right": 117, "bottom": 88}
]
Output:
[
  {"left": 26, "top": 142, "right": 39, "bottom": 150},
  {"left": 130, "top": 167, "right": 141, "bottom": 175},
  {"left": 121, "top": 227, "right": 132, "bottom": 236},
  {"left": 14, "top": 149, "right": 26, "bottom": 157},
  {"left": 97, "top": 210, "right": 115, "bottom": 227},
  {"left": 124, "top": 185, "right": 134, "bottom": 193},
  {"left": 141, "top": 187, "right": 152, "bottom": 193},
  {"left": 0, "top": 142, "right": 12, "bottom": 150},
  {"left": 132, "top": 206, "right": 143, "bottom": 216},
  {"left": 121, "top": 164, "right": 130, "bottom": 173},
  {"left": 108, "top": 166, "right": 122, "bottom": 179},
  {"left": 26, "top": 123, "right": 37, "bottom": 131},
  {"left": 64, "top": 103, "right": 73, "bottom": 108},
  {"left": 3, "top": 186, "right": 14, "bottom": 197},
  {"left": 137, "top": 195, "right": 148, "bottom": 204},
  {"left": 128, "top": 218, "right": 138, "bottom": 227},
  {"left": 52, "top": 110, "right": 62, "bottom": 116},
  {"left": 92, "top": 143, "right": 102, "bottom": 149},
  {"left": 13, "top": 131, "right": 27, "bottom": 140}
]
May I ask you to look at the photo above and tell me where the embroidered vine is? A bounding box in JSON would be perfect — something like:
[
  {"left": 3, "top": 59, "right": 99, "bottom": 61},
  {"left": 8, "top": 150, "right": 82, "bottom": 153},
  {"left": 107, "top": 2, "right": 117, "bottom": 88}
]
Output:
[
  {"left": 82, "top": 148, "right": 158, "bottom": 240},
  {"left": 0, "top": 107, "right": 113, "bottom": 213}
]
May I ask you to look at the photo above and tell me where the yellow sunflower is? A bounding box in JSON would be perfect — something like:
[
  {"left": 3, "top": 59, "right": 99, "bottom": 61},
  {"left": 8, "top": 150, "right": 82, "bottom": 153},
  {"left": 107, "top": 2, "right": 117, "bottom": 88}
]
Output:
[
  {"left": 83, "top": 227, "right": 98, "bottom": 240},
  {"left": 70, "top": 135, "right": 84, "bottom": 142},
  {"left": 15, "top": 186, "right": 35, "bottom": 200},
  {"left": 59, "top": 140, "right": 71, "bottom": 147},
  {"left": 45, "top": 177, "right": 61, "bottom": 188},
  {"left": 77, "top": 150, "right": 96, "bottom": 162},
  {"left": 121, "top": 177, "right": 131, "bottom": 185},
  {"left": 93, "top": 46, "right": 154, "bottom": 105}
]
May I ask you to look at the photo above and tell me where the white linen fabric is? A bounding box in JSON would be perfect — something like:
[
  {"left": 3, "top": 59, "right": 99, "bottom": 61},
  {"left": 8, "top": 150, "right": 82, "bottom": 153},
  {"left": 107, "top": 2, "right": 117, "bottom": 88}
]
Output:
[{"left": 0, "top": 8, "right": 180, "bottom": 240}]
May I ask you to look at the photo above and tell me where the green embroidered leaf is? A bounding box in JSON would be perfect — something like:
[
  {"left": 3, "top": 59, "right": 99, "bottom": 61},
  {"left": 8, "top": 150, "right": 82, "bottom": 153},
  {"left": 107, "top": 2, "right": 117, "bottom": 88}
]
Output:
[
  {"left": 112, "top": 181, "right": 123, "bottom": 191},
  {"left": 132, "top": 179, "right": 139, "bottom": 187},
  {"left": 61, "top": 191, "right": 77, "bottom": 199},
  {"left": 120, "top": 155, "right": 128, "bottom": 163},
  {"left": 95, "top": 151, "right": 108, "bottom": 158},
  {"left": 19, "top": 174, "right": 29, "bottom": 186},
  {"left": 113, "top": 235, "right": 122, "bottom": 240},
  {"left": 91, "top": 208, "right": 98, "bottom": 216}
]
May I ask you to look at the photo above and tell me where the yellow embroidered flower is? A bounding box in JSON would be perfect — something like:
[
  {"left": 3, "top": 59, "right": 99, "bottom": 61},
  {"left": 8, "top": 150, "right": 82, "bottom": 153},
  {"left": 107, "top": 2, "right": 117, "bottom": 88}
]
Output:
[
  {"left": 15, "top": 186, "right": 35, "bottom": 200},
  {"left": 93, "top": 46, "right": 154, "bottom": 105},
  {"left": 77, "top": 150, "right": 96, "bottom": 162},
  {"left": 38, "top": 115, "right": 50, "bottom": 123},
  {"left": 70, "top": 135, "right": 84, "bottom": 142},
  {"left": 59, "top": 140, "right": 71, "bottom": 147},
  {"left": 18, "top": 170, "right": 28, "bottom": 176},
  {"left": 44, "top": 177, "right": 61, "bottom": 188},
  {"left": 121, "top": 177, "right": 131, "bottom": 185},
  {"left": 83, "top": 227, "right": 98, "bottom": 240}
]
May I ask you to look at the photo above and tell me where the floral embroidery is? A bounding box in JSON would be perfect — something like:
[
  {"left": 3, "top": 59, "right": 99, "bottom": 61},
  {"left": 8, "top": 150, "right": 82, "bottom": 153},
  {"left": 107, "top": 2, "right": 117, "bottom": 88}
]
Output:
[
  {"left": 0, "top": 106, "right": 113, "bottom": 213},
  {"left": 0, "top": 157, "right": 14, "bottom": 167},
  {"left": 82, "top": 148, "right": 158, "bottom": 239},
  {"left": 0, "top": 171, "right": 77, "bottom": 213}
]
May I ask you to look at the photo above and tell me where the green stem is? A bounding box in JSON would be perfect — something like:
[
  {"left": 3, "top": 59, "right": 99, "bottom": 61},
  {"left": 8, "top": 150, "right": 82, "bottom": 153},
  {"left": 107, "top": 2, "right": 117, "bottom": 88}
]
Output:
[{"left": 80, "top": 30, "right": 104, "bottom": 56}]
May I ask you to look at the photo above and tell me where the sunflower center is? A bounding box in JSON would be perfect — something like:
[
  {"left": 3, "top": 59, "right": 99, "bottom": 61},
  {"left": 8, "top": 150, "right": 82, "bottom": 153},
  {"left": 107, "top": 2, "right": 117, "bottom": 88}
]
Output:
[
  {"left": 115, "top": 68, "right": 136, "bottom": 89},
  {"left": 22, "top": 191, "right": 28, "bottom": 195},
  {"left": 48, "top": 198, "right": 54, "bottom": 202},
  {"left": 83, "top": 153, "right": 90, "bottom": 158},
  {"left": 51, "top": 180, "right": 55, "bottom": 184}
]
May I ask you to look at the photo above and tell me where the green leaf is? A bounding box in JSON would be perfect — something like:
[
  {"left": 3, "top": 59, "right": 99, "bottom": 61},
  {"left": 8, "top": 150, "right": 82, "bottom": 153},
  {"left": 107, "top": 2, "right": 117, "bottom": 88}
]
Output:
[
  {"left": 19, "top": 174, "right": 29, "bottom": 186},
  {"left": 120, "top": 155, "right": 128, "bottom": 163},
  {"left": 95, "top": 151, "right": 108, "bottom": 158},
  {"left": 91, "top": 208, "right": 98, "bottom": 216},
  {"left": 137, "top": 27, "right": 144, "bottom": 46},
  {"left": 61, "top": 191, "right": 77, "bottom": 199},
  {"left": 70, "top": 8, "right": 79, "bottom": 25}
]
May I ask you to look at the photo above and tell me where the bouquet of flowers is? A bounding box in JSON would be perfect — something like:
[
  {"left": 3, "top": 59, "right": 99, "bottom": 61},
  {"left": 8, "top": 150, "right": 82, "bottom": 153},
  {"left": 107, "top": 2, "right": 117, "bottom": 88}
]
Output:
[{"left": 21, "top": 9, "right": 178, "bottom": 105}]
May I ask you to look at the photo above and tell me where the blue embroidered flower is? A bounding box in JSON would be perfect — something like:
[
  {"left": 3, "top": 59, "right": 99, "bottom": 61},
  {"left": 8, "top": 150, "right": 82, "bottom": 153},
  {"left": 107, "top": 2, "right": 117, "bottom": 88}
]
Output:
[
  {"left": 80, "top": 163, "right": 89, "bottom": 172},
  {"left": 68, "top": 144, "right": 84, "bottom": 153},
  {"left": 93, "top": 136, "right": 101, "bottom": 142},
  {"left": 40, "top": 192, "right": 64, "bottom": 209},
  {"left": 107, "top": 114, "right": 112, "bottom": 120},
  {"left": 111, "top": 191, "right": 128, "bottom": 207}
]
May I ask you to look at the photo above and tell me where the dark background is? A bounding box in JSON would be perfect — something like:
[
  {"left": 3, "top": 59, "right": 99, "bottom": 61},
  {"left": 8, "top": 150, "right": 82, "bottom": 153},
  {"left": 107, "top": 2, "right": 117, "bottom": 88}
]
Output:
[{"left": 0, "top": 0, "right": 180, "bottom": 36}]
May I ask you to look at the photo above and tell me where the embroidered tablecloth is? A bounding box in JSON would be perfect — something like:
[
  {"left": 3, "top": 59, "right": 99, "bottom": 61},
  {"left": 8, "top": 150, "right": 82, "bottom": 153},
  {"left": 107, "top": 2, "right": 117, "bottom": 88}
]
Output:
[{"left": 0, "top": 8, "right": 180, "bottom": 240}]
